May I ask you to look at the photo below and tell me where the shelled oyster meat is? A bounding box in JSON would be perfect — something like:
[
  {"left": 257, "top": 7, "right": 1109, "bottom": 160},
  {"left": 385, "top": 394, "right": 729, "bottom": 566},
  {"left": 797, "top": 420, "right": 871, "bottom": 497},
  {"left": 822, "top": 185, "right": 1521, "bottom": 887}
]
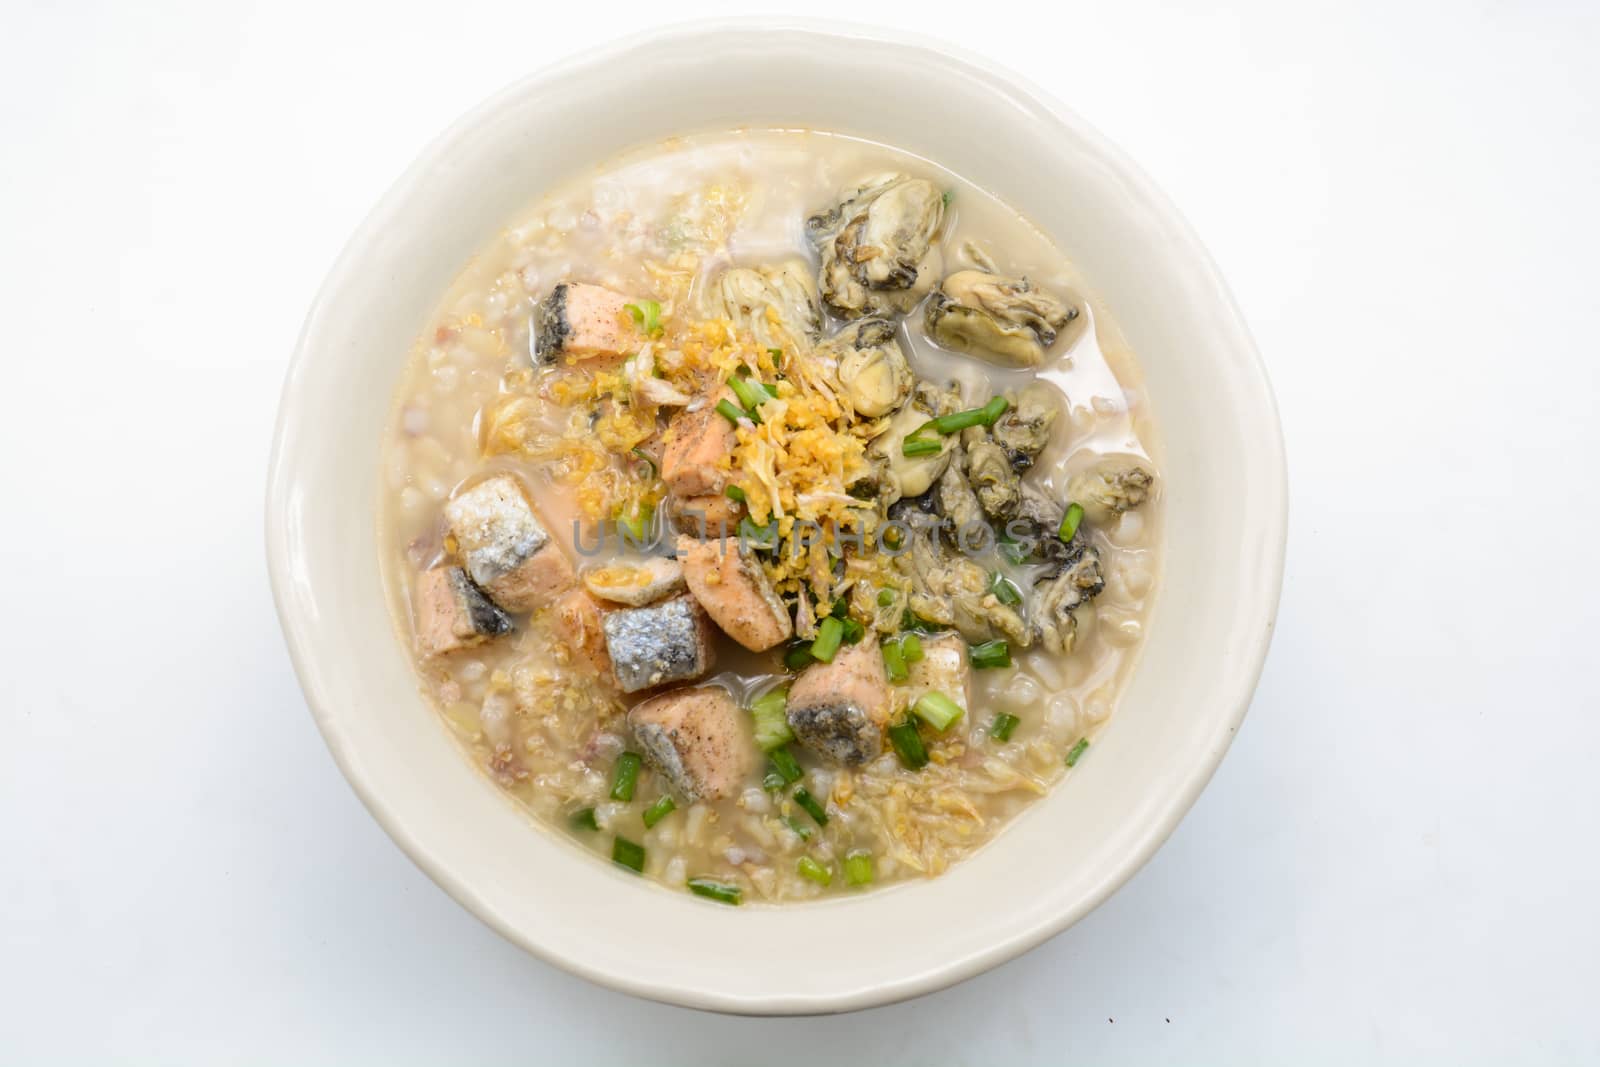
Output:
[
  {"left": 1031, "top": 541, "right": 1107, "bottom": 655},
  {"left": 807, "top": 174, "right": 945, "bottom": 319},
  {"left": 817, "top": 318, "right": 913, "bottom": 418},
  {"left": 991, "top": 382, "right": 1061, "bottom": 471},
  {"left": 896, "top": 528, "right": 1031, "bottom": 647},
  {"left": 925, "top": 270, "right": 1076, "bottom": 367},
  {"left": 859, "top": 380, "right": 962, "bottom": 504},
  {"left": 1066, "top": 457, "right": 1156, "bottom": 525},
  {"left": 961, "top": 430, "right": 1021, "bottom": 520}
]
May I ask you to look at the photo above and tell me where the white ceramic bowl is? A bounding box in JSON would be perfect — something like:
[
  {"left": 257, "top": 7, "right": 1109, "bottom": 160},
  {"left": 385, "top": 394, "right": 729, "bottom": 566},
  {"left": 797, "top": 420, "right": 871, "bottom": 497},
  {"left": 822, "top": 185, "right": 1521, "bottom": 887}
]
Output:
[{"left": 266, "top": 19, "right": 1286, "bottom": 1015}]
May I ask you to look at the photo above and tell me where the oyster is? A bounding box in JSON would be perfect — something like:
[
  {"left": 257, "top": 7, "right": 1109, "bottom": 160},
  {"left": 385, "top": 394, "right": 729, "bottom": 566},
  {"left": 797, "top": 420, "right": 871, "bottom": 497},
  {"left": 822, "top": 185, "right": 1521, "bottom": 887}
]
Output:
[
  {"left": 1066, "top": 457, "right": 1156, "bottom": 525},
  {"left": 818, "top": 318, "right": 913, "bottom": 418},
  {"left": 865, "top": 380, "right": 962, "bottom": 504},
  {"left": 897, "top": 530, "right": 1030, "bottom": 647},
  {"left": 934, "top": 456, "right": 984, "bottom": 549},
  {"left": 807, "top": 174, "right": 945, "bottom": 319},
  {"left": 924, "top": 270, "right": 1076, "bottom": 367},
  {"left": 1030, "top": 545, "right": 1106, "bottom": 655},
  {"left": 991, "top": 382, "right": 1061, "bottom": 471},
  {"left": 1005, "top": 484, "right": 1084, "bottom": 567},
  {"left": 962, "top": 431, "right": 1021, "bottom": 520}
]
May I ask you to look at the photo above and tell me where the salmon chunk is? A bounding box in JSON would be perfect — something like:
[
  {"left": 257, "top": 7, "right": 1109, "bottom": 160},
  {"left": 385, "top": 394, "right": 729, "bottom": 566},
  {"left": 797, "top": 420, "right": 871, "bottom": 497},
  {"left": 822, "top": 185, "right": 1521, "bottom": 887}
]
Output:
[
  {"left": 483, "top": 540, "right": 575, "bottom": 613},
  {"left": 551, "top": 588, "right": 612, "bottom": 676},
  {"left": 785, "top": 640, "right": 892, "bottom": 765},
  {"left": 443, "top": 475, "right": 575, "bottom": 612},
  {"left": 601, "top": 594, "right": 717, "bottom": 693},
  {"left": 414, "top": 566, "right": 512, "bottom": 656},
  {"left": 534, "top": 282, "right": 637, "bottom": 363},
  {"left": 677, "top": 535, "right": 792, "bottom": 651},
  {"left": 628, "top": 686, "right": 754, "bottom": 802},
  {"left": 660, "top": 396, "right": 737, "bottom": 498}
]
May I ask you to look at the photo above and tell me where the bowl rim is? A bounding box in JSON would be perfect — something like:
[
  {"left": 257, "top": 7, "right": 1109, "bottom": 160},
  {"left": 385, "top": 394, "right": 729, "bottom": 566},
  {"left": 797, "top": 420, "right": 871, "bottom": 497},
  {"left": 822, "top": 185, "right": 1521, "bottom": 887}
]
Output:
[{"left": 266, "top": 15, "right": 1288, "bottom": 1015}]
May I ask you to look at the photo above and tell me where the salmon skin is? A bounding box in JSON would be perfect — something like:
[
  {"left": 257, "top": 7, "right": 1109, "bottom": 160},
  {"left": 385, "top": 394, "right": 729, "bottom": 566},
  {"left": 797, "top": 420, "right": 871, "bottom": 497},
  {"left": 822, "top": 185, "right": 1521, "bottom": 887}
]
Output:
[{"left": 602, "top": 594, "right": 716, "bottom": 693}]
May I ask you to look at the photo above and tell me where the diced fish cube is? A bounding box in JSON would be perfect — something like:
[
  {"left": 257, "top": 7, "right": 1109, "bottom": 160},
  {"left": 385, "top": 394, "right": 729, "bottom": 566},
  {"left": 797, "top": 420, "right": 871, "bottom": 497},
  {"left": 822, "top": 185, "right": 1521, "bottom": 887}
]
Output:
[
  {"left": 601, "top": 594, "right": 717, "bottom": 693},
  {"left": 678, "top": 536, "right": 792, "bottom": 651},
  {"left": 534, "top": 282, "right": 637, "bottom": 363},
  {"left": 628, "top": 686, "right": 754, "bottom": 802},
  {"left": 660, "top": 393, "right": 737, "bottom": 498},
  {"left": 482, "top": 540, "right": 575, "bottom": 614},
  {"left": 414, "top": 566, "right": 512, "bottom": 656},
  {"left": 551, "top": 588, "right": 612, "bottom": 676},
  {"left": 443, "top": 475, "right": 574, "bottom": 612},
  {"left": 786, "top": 640, "right": 892, "bottom": 765}
]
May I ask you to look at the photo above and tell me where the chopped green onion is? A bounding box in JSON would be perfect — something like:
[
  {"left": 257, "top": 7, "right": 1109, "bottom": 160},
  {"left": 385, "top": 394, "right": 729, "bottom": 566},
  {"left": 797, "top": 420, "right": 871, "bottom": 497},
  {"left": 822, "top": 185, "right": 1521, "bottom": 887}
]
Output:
[
  {"left": 998, "top": 535, "right": 1029, "bottom": 566},
  {"left": 840, "top": 617, "right": 865, "bottom": 645},
  {"left": 623, "top": 299, "right": 662, "bottom": 337},
  {"left": 793, "top": 786, "right": 829, "bottom": 826},
  {"left": 918, "top": 396, "right": 1010, "bottom": 437},
  {"left": 687, "top": 878, "right": 742, "bottom": 905},
  {"left": 728, "top": 374, "right": 771, "bottom": 414},
  {"left": 769, "top": 746, "right": 803, "bottom": 784},
  {"left": 761, "top": 382, "right": 780, "bottom": 398},
  {"left": 616, "top": 502, "right": 653, "bottom": 544},
  {"left": 830, "top": 598, "right": 849, "bottom": 619},
  {"left": 724, "top": 484, "right": 747, "bottom": 504},
  {"left": 913, "top": 691, "right": 964, "bottom": 732},
  {"left": 888, "top": 719, "right": 928, "bottom": 769},
  {"left": 612, "top": 836, "right": 646, "bottom": 873},
  {"left": 882, "top": 639, "right": 909, "bottom": 683},
  {"left": 989, "top": 573, "right": 1023, "bottom": 606},
  {"left": 969, "top": 639, "right": 1012, "bottom": 670},
  {"left": 1058, "top": 502, "right": 1085, "bottom": 542},
  {"left": 810, "top": 616, "right": 844, "bottom": 663},
  {"left": 716, "top": 398, "right": 750, "bottom": 425},
  {"left": 901, "top": 633, "right": 924, "bottom": 663},
  {"left": 750, "top": 688, "right": 793, "bottom": 752},
  {"left": 767, "top": 346, "right": 784, "bottom": 366},
  {"left": 1065, "top": 737, "right": 1090, "bottom": 767},
  {"left": 797, "top": 856, "right": 832, "bottom": 886},
  {"left": 990, "top": 712, "right": 1020, "bottom": 742},
  {"left": 569, "top": 807, "right": 599, "bottom": 832},
  {"left": 877, "top": 587, "right": 896, "bottom": 607},
  {"left": 785, "top": 815, "right": 813, "bottom": 841},
  {"left": 610, "top": 752, "right": 642, "bottom": 802},
  {"left": 784, "top": 642, "right": 816, "bottom": 671},
  {"left": 762, "top": 770, "right": 786, "bottom": 791},
  {"left": 843, "top": 851, "right": 875, "bottom": 887},
  {"left": 941, "top": 189, "right": 953, "bottom": 208},
  {"left": 902, "top": 437, "right": 944, "bottom": 457},
  {"left": 629, "top": 447, "right": 656, "bottom": 479},
  {"left": 642, "top": 795, "right": 676, "bottom": 829}
]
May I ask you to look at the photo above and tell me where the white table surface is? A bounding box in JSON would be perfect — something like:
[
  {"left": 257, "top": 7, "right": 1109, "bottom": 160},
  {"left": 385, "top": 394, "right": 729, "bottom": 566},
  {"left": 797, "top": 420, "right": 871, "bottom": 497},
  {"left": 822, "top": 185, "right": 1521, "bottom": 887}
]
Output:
[{"left": 4, "top": 1, "right": 1597, "bottom": 1062}]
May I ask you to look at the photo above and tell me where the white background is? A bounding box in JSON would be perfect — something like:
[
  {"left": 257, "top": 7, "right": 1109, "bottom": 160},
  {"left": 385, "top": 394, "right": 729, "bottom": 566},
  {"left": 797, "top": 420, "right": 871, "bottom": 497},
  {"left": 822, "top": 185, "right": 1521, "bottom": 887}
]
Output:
[{"left": 3, "top": 0, "right": 1597, "bottom": 1062}]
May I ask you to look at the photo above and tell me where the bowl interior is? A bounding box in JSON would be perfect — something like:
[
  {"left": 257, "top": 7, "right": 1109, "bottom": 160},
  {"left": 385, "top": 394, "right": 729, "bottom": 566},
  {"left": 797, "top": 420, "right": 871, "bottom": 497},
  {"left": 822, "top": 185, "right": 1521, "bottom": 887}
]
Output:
[{"left": 267, "top": 22, "right": 1285, "bottom": 1014}]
